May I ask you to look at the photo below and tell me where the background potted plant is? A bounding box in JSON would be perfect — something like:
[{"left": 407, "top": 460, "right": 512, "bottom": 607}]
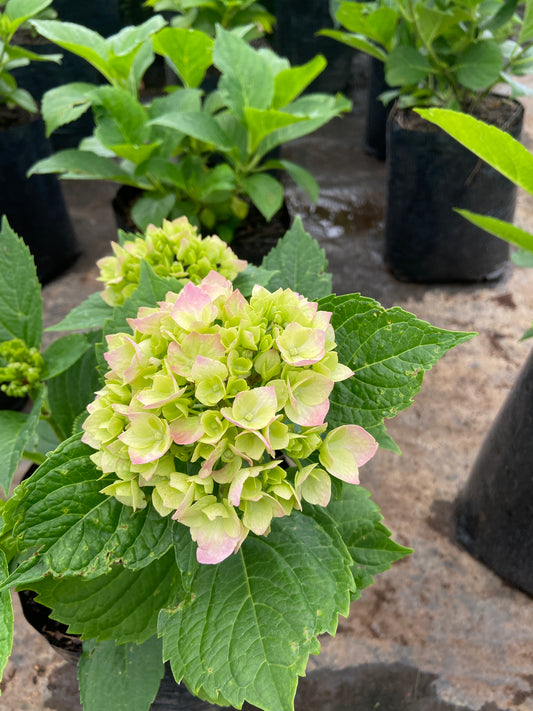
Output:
[
  {"left": 0, "top": 211, "right": 473, "bottom": 710},
  {"left": 321, "top": 0, "right": 533, "bottom": 283},
  {"left": 0, "top": 0, "right": 79, "bottom": 285},
  {"left": 143, "top": 0, "right": 275, "bottom": 41},
  {"left": 414, "top": 106, "right": 533, "bottom": 597},
  {"left": 27, "top": 20, "right": 350, "bottom": 260}
]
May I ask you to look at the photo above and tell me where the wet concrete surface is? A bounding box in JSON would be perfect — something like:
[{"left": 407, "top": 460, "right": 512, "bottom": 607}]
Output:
[{"left": 2, "top": 57, "right": 533, "bottom": 710}]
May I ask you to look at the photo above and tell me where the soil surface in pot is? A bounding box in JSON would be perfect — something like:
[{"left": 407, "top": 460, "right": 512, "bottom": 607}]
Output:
[
  {"left": 3, "top": 60, "right": 533, "bottom": 711},
  {"left": 0, "top": 104, "right": 35, "bottom": 131},
  {"left": 395, "top": 94, "right": 522, "bottom": 132}
]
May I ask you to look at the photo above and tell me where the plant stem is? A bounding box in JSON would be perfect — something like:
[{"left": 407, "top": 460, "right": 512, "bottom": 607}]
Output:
[{"left": 22, "top": 451, "right": 46, "bottom": 465}]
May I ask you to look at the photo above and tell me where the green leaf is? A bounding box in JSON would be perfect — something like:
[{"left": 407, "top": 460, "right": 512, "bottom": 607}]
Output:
[
  {"left": 160, "top": 510, "right": 354, "bottom": 711},
  {"left": 261, "top": 217, "right": 331, "bottom": 300},
  {"left": 244, "top": 107, "right": 305, "bottom": 154},
  {"left": 47, "top": 331, "right": 103, "bottom": 440},
  {"left": 5, "top": 0, "right": 54, "bottom": 28},
  {"left": 149, "top": 111, "right": 233, "bottom": 150},
  {"left": 317, "top": 293, "right": 475, "bottom": 432},
  {"left": 90, "top": 86, "right": 150, "bottom": 147},
  {"left": 31, "top": 419, "right": 60, "bottom": 458},
  {"left": 28, "top": 149, "right": 138, "bottom": 185},
  {"left": 255, "top": 94, "right": 351, "bottom": 160},
  {"left": 30, "top": 20, "right": 111, "bottom": 81},
  {"left": 0, "top": 550, "right": 13, "bottom": 693},
  {"left": 272, "top": 55, "right": 327, "bottom": 108},
  {"left": 483, "top": 0, "right": 518, "bottom": 32},
  {"left": 366, "top": 422, "right": 401, "bottom": 454},
  {"left": 41, "top": 82, "right": 94, "bottom": 137},
  {"left": 42, "top": 334, "right": 90, "bottom": 380},
  {"left": 519, "top": 0, "right": 533, "bottom": 42},
  {"left": 213, "top": 26, "right": 274, "bottom": 119},
  {"left": 46, "top": 292, "right": 113, "bottom": 332},
  {"left": 454, "top": 209, "right": 533, "bottom": 253},
  {"left": 269, "top": 159, "right": 319, "bottom": 203},
  {"left": 29, "top": 551, "right": 181, "bottom": 644},
  {"left": 323, "top": 485, "right": 411, "bottom": 593},
  {"left": 130, "top": 192, "right": 176, "bottom": 231},
  {"left": 153, "top": 26, "right": 213, "bottom": 88},
  {"left": 319, "top": 29, "right": 387, "bottom": 62},
  {"left": 0, "top": 388, "right": 43, "bottom": 496},
  {"left": 240, "top": 172, "right": 283, "bottom": 220},
  {"left": 415, "top": 108, "right": 533, "bottom": 195},
  {"left": 2, "top": 435, "right": 175, "bottom": 588},
  {"left": 453, "top": 41, "right": 503, "bottom": 91},
  {"left": 336, "top": 3, "right": 398, "bottom": 50},
  {"left": 232, "top": 264, "right": 279, "bottom": 297},
  {"left": 385, "top": 45, "right": 433, "bottom": 86},
  {"left": 79, "top": 637, "right": 164, "bottom": 711},
  {"left": 0, "top": 217, "right": 42, "bottom": 349}
]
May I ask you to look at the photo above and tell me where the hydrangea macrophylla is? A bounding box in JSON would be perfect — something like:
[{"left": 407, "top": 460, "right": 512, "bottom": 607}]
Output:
[
  {"left": 82, "top": 273, "right": 378, "bottom": 564},
  {"left": 97, "top": 217, "right": 247, "bottom": 306}
]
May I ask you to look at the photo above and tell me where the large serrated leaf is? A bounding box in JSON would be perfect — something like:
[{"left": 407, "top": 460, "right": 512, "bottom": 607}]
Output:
[
  {"left": 0, "top": 550, "right": 13, "bottom": 692},
  {"left": 42, "top": 333, "right": 91, "bottom": 380},
  {"left": 79, "top": 636, "right": 164, "bottom": 711},
  {"left": 0, "top": 387, "right": 44, "bottom": 496},
  {"left": 2, "top": 435, "right": 174, "bottom": 589},
  {"left": 318, "top": 293, "right": 475, "bottom": 431},
  {"left": 29, "top": 550, "right": 182, "bottom": 644},
  {"left": 261, "top": 217, "right": 331, "bottom": 300},
  {"left": 46, "top": 292, "right": 113, "bottom": 332},
  {"left": 321, "top": 485, "right": 412, "bottom": 593},
  {"left": 160, "top": 511, "right": 354, "bottom": 711},
  {"left": 48, "top": 331, "right": 104, "bottom": 440},
  {"left": 0, "top": 217, "right": 42, "bottom": 349}
]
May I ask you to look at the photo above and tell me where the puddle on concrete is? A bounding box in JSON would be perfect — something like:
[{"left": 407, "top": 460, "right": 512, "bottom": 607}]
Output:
[{"left": 293, "top": 664, "right": 506, "bottom": 711}]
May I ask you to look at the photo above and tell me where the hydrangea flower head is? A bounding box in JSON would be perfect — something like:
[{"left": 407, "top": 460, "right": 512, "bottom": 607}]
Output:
[
  {"left": 0, "top": 338, "right": 44, "bottom": 397},
  {"left": 83, "top": 274, "right": 378, "bottom": 564},
  {"left": 97, "top": 217, "right": 247, "bottom": 306}
]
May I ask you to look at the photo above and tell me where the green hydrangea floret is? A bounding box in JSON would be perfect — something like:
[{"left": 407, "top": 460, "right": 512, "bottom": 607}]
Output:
[
  {"left": 82, "top": 272, "right": 378, "bottom": 564},
  {"left": 0, "top": 338, "right": 44, "bottom": 397},
  {"left": 97, "top": 216, "right": 247, "bottom": 306}
]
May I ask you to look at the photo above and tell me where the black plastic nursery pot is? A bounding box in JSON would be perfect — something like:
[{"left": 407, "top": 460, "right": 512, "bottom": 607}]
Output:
[
  {"left": 364, "top": 57, "right": 393, "bottom": 162},
  {"left": 53, "top": 0, "right": 122, "bottom": 36},
  {"left": 455, "top": 346, "right": 533, "bottom": 597},
  {"left": 271, "top": 0, "right": 353, "bottom": 93},
  {"left": 384, "top": 97, "right": 523, "bottom": 283},
  {"left": 0, "top": 111, "right": 79, "bottom": 285}
]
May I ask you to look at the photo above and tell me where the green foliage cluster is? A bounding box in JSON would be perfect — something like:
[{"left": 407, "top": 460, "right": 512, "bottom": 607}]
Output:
[
  {"left": 26, "top": 18, "right": 349, "bottom": 239},
  {"left": 0, "top": 216, "right": 473, "bottom": 711},
  {"left": 323, "top": 0, "right": 533, "bottom": 109},
  {"left": 0, "top": 0, "right": 60, "bottom": 112},
  {"left": 144, "top": 0, "right": 275, "bottom": 39}
]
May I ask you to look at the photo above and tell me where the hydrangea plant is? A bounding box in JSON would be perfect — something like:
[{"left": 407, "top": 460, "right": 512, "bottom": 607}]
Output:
[{"left": 0, "top": 215, "right": 474, "bottom": 711}]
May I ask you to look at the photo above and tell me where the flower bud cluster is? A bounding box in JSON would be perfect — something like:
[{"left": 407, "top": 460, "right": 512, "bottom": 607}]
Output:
[
  {"left": 82, "top": 273, "right": 377, "bottom": 564},
  {"left": 0, "top": 338, "right": 44, "bottom": 397},
  {"left": 97, "top": 217, "right": 247, "bottom": 306}
]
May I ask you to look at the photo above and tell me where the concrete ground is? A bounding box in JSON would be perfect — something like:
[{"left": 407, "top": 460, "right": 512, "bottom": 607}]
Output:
[{"left": 1, "top": 59, "right": 533, "bottom": 710}]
